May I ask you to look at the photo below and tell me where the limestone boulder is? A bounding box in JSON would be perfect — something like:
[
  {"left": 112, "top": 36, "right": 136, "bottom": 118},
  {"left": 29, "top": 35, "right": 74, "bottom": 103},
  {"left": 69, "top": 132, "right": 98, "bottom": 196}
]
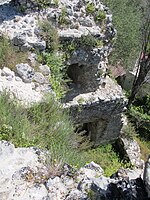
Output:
[{"left": 16, "top": 63, "right": 34, "bottom": 83}]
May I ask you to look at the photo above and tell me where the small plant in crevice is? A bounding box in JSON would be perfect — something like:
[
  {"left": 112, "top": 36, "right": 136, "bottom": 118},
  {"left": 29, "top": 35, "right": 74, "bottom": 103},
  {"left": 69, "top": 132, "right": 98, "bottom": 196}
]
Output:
[
  {"left": 35, "top": 0, "right": 51, "bottom": 9},
  {"left": 59, "top": 6, "right": 69, "bottom": 25},
  {"left": 44, "top": 52, "right": 70, "bottom": 99},
  {"left": 95, "top": 10, "right": 106, "bottom": 22},
  {"left": 39, "top": 20, "right": 59, "bottom": 52},
  {"left": 78, "top": 34, "right": 103, "bottom": 49},
  {"left": 18, "top": 5, "right": 27, "bottom": 13},
  {"left": 86, "top": 2, "right": 95, "bottom": 15}
]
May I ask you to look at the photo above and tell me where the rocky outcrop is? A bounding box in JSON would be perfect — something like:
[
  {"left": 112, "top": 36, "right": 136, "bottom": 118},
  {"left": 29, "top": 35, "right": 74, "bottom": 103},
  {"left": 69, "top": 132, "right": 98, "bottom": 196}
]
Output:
[
  {"left": 0, "top": 65, "right": 52, "bottom": 104},
  {"left": 0, "top": 141, "right": 148, "bottom": 200},
  {"left": 0, "top": 0, "right": 127, "bottom": 143},
  {"left": 115, "top": 137, "right": 144, "bottom": 168}
]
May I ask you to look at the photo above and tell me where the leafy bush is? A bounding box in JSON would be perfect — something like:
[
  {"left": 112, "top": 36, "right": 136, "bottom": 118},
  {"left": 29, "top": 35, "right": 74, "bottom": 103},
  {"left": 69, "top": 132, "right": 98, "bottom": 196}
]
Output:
[
  {"left": 37, "top": 52, "right": 69, "bottom": 100},
  {"left": 0, "top": 37, "right": 28, "bottom": 70},
  {"left": 96, "top": 10, "right": 106, "bottom": 22},
  {"left": 39, "top": 20, "right": 59, "bottom": 52},
  {"left": 59, "top": 6, "right": 68, "bottom": 25},
  {"left": 86, "top": 3, "right": 95, "bottom": 15},
  {"left": 35, "top": 0, "right": 51, "bottom": 9},
  {"left": 102, "top": 0, "right": 142, "bottom": 69},
  {"left": 128, "top": 95, "right": 150, "bottom": 140},
  {"left": 78, "top": 34, "right": 103, "bottom": 49},
  {"left": 45, "top": 53, "right": 69, "bottom": 99}
]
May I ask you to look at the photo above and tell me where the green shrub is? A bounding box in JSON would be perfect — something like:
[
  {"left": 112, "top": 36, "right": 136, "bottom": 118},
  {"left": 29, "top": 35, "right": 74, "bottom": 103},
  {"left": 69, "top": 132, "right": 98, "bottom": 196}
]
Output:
[
  {"left": 18, "top": 5, "right": 26, "bottom": 13},
  {"left": 96, "top": 10, "right": 106, "bottom": 22},
  {"left": 59, "top": 6, "right": 68, "bottom": 25},
  {"left": 86, "top": 3, "right": 95, "bottom": 15},
  {"left": 78, "top": 34, "right": 103, "bottom": 49},
  {"left": 128, "top": 95, "right": 150, "bottom": 140},
  {"left": 39, "top": 20, "right": 59, "bottom": 52},
  {"left": 35, "top": 0, "right": 51, "bottom": 9},
  {"left": 0, "top": 37, "right": 28, "bottom": 70},
  {"left": 44, "top": 53, "right": 69, "bottom": 99}
]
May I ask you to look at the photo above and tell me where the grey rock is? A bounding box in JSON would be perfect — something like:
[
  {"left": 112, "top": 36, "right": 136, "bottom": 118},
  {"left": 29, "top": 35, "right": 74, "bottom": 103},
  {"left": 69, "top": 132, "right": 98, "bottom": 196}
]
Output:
[
  {"left": 21, "top": 43, "right": 32, "bottom": 51},
  {"left": 15, "top": 76, "right": 22, "bottom": 81},
  {"left": 116, "top": 137, "right": 144, "bottom": 168},
  {"left": 33, "top": 72, "right": 45, "bottom": 84},
  {"left": 28, "top": 53, "right": 37, "bottom": 67},
  {"left": 13, "top": 32, "right": 26, "bottom": 46},
  {"left": 16, "top": 63, "right": 34, "bottom": 83},
  {"left": 66, "top": 189, "right": 87, "bottom": 200},
  {"left": 143, "top": 155, "right": 150, "bottom": 197},
  {"left": 32, "top": 40, "right": 46, "bottom": 51},
  {"left": 0, "top": 0, "right": 11, "bottom": 5},
  {"left": 6, "top": 75, "right": 13, "bottom": 81},
  {"left": 38, "top": 65, "right": 50, "bottom": 76},
  {"left": 1, "top": 67, "right": 14, "bottom": 77}
]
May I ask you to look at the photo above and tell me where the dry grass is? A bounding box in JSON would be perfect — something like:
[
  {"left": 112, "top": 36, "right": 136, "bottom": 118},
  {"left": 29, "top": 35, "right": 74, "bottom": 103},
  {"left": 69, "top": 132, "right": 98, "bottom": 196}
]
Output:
[
  {"left": 0, "top": 37, "right": 28, "bottom": 70},
  {"left": 135, "top": 137, "right": 150, "bottom": 161}
]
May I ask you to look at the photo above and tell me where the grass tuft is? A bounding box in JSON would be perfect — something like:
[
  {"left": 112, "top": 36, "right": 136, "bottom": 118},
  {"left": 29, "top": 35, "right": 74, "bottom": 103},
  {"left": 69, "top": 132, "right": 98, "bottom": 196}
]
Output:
[{"left": 0, "top": 36, "right": 28, "bottom": 70}]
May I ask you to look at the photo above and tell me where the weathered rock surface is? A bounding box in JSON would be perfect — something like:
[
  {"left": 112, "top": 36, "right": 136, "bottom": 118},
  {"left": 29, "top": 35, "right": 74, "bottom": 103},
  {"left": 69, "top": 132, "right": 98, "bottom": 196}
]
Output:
[
  {"left": 65, "top": 76, "right": 127, "bottom": 145},
  {"left": 115, "top": 137, "right": 144, "bottom": 168},
  {"left": 0, "top": 66, "right": 52, "bottom": 104},
  {"left": 0, "top": 141, "right": 148, "bottom": 200},
  {"left": 144, "top": 155, "right": 150, "bottom": 197},
  {"left": 0, "top": 140, "right": 49, "bottom": 200}
]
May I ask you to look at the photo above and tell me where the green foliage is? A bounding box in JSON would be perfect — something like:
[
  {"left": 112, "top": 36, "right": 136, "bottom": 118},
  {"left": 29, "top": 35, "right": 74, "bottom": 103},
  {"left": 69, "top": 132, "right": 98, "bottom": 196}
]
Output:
[
  {"left": 135, "top": 137, "right": 150, "bottom": 161},
  {"left": 59, "top": 6, "right": 68, "bottom": 25},
  {"left": 77, "top": 97, "right": 85, "bottom": 104},
  {"left": 102, "top": 0, "right": 142, "bottom": 69},
  {"left": 18, "top": 5, "right": 26, "bottom": 13},
  {"left": 86, "top": 3, "right": 95, "bottom": 15},
  {"left": 35, "top": 0, "right": 51, "bottom": 9},
  {"left": 128, "top": 95, "right": 150, "bottom": 140},
  {"left": 39, "top": 20, "right": 59, "bottom": 52},
  {"left": 80, "top": 144, "right": 122, "bottom": 176},
  {"left": 53, "top": 0, "right": 59, "bottom": 7},
  {"left": 0, "top": 93, "right": 123, "bottom": 176},
  {"left": 42, "top": 52, "right": 69, "bottom": 99},
  {"left": 0, "top": 36, "right": 28, "bottom": 70},
  {"left": 78, "top": 35, "right": 103, "bottom": 49},
  {"left": 0, "top": 93, "right": 76, "bottom": 163},
  {"left": 0, "top": 124, "right": 13, "bottom": 140},
  {"left": 96, "top": 10, "right": 106, "bottom": 22},
  {"left": 38, "top": 20, "right": 70, "bottom": 99}
]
